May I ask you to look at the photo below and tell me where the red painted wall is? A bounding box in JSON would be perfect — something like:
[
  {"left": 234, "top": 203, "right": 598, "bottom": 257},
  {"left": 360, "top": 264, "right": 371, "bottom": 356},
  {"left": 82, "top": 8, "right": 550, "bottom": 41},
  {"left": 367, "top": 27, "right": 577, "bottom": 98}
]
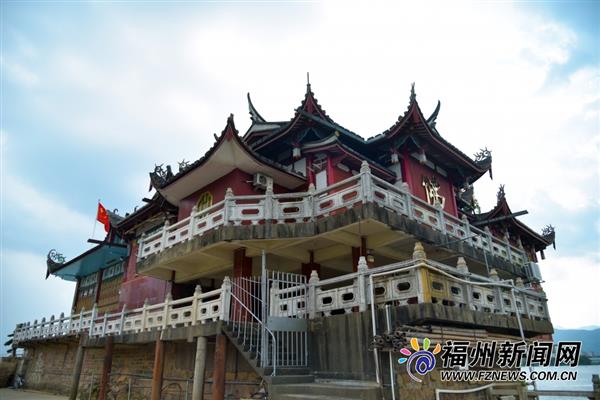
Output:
[
  {"left": 404, "top": 157, "right": 458, "bottom": 216},
  {"left": 331, "top": 164, "right": 353, "bottom": 183},
  {"left": 118, "top": 241, "right": 172, "bottom": 308},
  {"left": 177, "top": 168, "right": 292, "bottom": 221}
]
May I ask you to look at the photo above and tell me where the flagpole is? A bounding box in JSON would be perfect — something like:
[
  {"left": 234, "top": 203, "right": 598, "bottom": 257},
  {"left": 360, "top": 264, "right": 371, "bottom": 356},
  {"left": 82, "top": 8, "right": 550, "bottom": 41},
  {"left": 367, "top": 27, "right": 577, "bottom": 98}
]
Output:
[{"left": 91, "top": 199, "right": 99, "bottom": 244}]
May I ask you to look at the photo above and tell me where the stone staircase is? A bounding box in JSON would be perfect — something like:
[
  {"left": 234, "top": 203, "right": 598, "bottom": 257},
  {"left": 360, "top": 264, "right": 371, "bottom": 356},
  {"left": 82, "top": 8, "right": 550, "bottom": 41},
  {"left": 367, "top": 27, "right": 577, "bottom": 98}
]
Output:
[{"left": 222, "top": 322, "right": 314, "bottom": 385}]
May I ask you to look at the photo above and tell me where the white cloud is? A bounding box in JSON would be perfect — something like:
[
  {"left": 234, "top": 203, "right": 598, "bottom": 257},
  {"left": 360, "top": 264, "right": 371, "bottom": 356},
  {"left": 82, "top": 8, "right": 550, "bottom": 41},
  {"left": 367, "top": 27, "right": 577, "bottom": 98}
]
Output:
[
  {"left": 1, "top": 57, "right": 39, "bottom": 86},
  {"left": 2, "top": 173, "right": 92, "bottom": 240},
  {"left": 0, "top": 250, "right": 74, "bottom": 340},
  {"left": 541, "top": 253, "right": 600, "bottom": 329}
]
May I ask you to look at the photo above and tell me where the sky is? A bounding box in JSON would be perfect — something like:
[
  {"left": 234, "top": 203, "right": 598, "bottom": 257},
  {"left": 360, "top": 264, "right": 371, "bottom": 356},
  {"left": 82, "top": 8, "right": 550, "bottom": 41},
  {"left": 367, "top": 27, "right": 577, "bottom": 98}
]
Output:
[{"left": 1, "top": 1, "right": 599, "bottom": 347}]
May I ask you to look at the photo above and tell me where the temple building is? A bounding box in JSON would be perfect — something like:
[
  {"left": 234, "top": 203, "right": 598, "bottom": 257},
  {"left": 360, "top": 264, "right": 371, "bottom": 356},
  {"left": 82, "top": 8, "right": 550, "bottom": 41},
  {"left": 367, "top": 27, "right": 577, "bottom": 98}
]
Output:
[{"left": 10, "top": 81, "right": 556, "bottom": 400}]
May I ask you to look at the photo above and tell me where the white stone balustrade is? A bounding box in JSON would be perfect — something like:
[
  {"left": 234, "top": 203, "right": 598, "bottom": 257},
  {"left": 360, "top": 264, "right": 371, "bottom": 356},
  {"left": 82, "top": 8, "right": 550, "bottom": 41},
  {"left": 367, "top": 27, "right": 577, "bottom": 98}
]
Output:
[
  {"left": 13, "top": 247, "right": 548, "bottom": 346},
  {"left": 13, "top": 286, "right": 224, "bottom": 345},
  {"left": 137, "top": 164, "right": 528, "bottom": 270}
]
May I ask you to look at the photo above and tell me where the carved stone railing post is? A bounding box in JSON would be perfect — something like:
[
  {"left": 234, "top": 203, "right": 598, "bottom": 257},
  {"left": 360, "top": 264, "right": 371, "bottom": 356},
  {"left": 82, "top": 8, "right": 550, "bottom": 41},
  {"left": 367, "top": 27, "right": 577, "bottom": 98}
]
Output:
[
  {"left": 489, "top": 269, "right": 504, "bottom": 314},
  {"left": 356, "top": 256, "right": 368, "bottom": 312},
  {"left": 223, "top": 188, "right": 234, "bottom": 225},
  {"left": 515, "top": 278, "right": 531, "bottom": 319},
  {"left": 305, "top": 183, "right": 316, "bottom": 220},
  {"left": 41, "top": 317, "right": 47, "bottom": 338},
  {"left": 191, "top": 285, "right": 202, "bottom": 326},
  {"left": 58, "top": 312, "right": 65, "bottom": 335},
  {"left": 264, "top": 183, "right": 274, "bottom": 222},
  {"left": 484, "top": 227, "right": 494, "bottom": 254},
  {"left": 436, "top": 203, "right": 446, "bottom": 234},
  {"left": 504, "top": 232, "right": 513, "bottom": 263},
  {"left": 141, "top": 299, "right": 149, "bottom": 332},
  {"left": 50, "top": 315, "right": 55, "bottom": 336},
  {"left": 89, "top": 303, "right": 98, "bottom": 336},
  {"left": 101, "top": 312, "right": 108, "bottom": 337},
  {"left": 308, "top": 270, "right": 320, "bottom": 319},
  {"left": 412, "top": 242, "right": 431, "bottom": 303},
  {"left": 161, "top": 220, "right": 170, "bottom": 251},
  {"left": 138, "top": 233, "right": 145, "bottom": 259},
  {"left": 189, "top": 205, "right": 198, "bottom": 236},
  {"left": 118, "top": 305, "right": 127, "bottom": 335},
  {"left": 456, "top": 257, "right": 475, "bottom": 310},
  {"left": 220, "top": 277, "right": 232, "bottom": 322},
  {"left": 360, "top": 161, "right": 373, "bottom": 203},
  {"left": 461, "top": 214, "right": 471, "bottom": 241},
  {"left": 162, "top": 292, "right": 172, "bottom": 330}
]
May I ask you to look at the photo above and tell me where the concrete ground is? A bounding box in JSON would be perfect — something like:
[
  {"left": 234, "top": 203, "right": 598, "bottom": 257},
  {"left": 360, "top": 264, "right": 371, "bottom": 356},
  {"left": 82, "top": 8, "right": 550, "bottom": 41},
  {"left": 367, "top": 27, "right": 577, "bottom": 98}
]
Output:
[{"left": 0, "top": 388, "right": 67, "bottom": 399}]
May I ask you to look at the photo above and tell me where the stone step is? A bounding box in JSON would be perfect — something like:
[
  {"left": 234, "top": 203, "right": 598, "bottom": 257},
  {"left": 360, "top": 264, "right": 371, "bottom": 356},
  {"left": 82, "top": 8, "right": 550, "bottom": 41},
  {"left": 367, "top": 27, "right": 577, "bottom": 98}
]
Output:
[
  {"left": 265, "top": 374, "right": 315, "bottom": 385},
  {"left": 275, "top": 395, "right": 357, "bottom": 400},
  {"left": 269, "top": 380, "right": 381, "bottom": 400}
]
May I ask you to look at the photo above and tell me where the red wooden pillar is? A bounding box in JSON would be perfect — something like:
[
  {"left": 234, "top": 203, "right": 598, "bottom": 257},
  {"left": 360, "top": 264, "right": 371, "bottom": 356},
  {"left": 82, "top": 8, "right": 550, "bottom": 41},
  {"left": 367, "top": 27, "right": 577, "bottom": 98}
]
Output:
[
  {"left": 233, "top": 248, "right": 252, "bottom": 318},
  {"left": 401, "top": 149, "right": 414, "bottom": 193},
  {"left": 307, "top": 155, "right": 315, "bottom": 186},
  {"left": 233, "top": 248, "right": 252, "bottom": 277},
  {"left": 98, "top": 336, "right": 114, "bottom": 400},
  {"left": 150, "top": 338, "right": 165, "bottom": 400},
  {"left": 326, "top": 156, "right": 335, "bottom": 185},
  {"left": 352, "top": 246, "right": 361, "bottom": 272},
  {"left": 212, "top": 334, "right": 228, "bottom": 400}
]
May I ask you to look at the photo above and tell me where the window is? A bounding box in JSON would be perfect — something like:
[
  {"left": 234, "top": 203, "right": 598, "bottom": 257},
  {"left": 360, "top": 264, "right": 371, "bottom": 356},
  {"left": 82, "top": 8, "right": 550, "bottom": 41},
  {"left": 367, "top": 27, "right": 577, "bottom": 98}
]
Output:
[{"left": 316, "top": 170, "right": 328, "bottom": 190}]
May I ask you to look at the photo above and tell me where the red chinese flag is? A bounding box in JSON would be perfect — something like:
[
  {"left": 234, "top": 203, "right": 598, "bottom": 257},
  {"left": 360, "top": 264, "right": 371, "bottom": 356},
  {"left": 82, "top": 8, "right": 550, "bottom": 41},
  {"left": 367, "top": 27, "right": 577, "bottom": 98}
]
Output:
[{"left": 97, "top": 202, "right": 110, "bottom": 233}]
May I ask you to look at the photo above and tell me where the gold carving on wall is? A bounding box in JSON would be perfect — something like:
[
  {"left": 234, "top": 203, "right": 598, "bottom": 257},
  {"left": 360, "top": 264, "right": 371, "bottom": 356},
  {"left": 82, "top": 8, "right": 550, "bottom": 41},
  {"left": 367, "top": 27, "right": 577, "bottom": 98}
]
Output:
[
  {"left": 422, "top": 176, "right": 446, "bottom": 208},
  {"left": 196, "top": 191, "right": 213, "bottom": 211}
]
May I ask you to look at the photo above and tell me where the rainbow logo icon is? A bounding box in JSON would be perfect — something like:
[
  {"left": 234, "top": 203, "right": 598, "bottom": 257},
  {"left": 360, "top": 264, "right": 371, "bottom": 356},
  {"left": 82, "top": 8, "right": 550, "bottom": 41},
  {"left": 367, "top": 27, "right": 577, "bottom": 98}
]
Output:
[{"left": 398, "top": 337, "right": 441, "bottom": 382}]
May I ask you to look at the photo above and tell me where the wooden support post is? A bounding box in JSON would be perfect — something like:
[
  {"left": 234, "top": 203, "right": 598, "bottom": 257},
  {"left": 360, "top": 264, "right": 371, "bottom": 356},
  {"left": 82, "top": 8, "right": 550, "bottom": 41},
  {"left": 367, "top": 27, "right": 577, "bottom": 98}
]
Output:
[
  {"left": 68, "top": 335, "right": 86, "bottom": 400},
  {"left": 191, "top": 336, "right": 208, "bottom": 400},
  {"left": 98, "top": 336, "right": 114, "bottom": 400},
  {"left": 592, "top": 374, "right": 599, "bottom": 400},
  {"left": 212, "top": 334, "right": 228, "bottom": 400},
  {"left": 150, "top": 338, "right": 165, "bottom": 400}
]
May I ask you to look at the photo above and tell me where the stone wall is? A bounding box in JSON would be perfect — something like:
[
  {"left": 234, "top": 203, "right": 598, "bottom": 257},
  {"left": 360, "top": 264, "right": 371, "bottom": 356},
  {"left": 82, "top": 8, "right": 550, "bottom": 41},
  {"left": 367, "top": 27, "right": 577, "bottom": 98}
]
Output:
[
  {"left": 22, "top": 337, "right": 261, "bottom": 399},
  {"left": 0, "top": 357, "right": 19, "bottom": 387}
]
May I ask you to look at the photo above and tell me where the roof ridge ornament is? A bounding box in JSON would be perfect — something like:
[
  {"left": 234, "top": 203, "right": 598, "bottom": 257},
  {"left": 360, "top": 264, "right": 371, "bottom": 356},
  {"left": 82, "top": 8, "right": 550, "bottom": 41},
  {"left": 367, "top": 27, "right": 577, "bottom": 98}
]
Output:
[
  {"left": 427, "top": 100, "right": 441, "bottom": 129},
  {"left": 542, "top": 225, "right": 556, "bottom": 249},
  {"left": 410, "top": 82, "right": 416, "bottom": 104},
  {"left": 474, "top": 147, "right": 493, "bottom": 179},
  {"left": 247, "top": 93, "right": 266, "bottom": 124},
  {"left": 497, "top": 184, "right": 506, "bottom": 203}
]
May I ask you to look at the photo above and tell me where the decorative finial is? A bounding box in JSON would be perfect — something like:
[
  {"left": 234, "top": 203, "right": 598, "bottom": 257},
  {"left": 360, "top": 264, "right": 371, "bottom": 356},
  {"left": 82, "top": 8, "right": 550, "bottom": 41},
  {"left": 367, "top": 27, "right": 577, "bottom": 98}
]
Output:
[
  {"left": 307, "top": 72, "right": 310, "bottom": 87},
  {"left": 497, "top": 184, "right": 505, "bottom": 203},
  {"left": 412, "top": 241, "right": 426, "bottom": 260},
  {"left": 456, "top": 257, "right": 468, "bottom": 273},
  {"left": 410, "top": 82, "right": 416, "bottom": 103}
]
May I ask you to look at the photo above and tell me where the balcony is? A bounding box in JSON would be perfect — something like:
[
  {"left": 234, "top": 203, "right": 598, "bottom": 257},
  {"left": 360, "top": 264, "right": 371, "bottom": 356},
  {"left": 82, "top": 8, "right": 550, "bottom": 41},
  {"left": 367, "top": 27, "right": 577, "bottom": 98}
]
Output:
[
  {"left": 137, "top": 163, "right": 529, "bottom": 276},
  {"left": 12, "top": 242, "right": 550, "bottom": 349}
]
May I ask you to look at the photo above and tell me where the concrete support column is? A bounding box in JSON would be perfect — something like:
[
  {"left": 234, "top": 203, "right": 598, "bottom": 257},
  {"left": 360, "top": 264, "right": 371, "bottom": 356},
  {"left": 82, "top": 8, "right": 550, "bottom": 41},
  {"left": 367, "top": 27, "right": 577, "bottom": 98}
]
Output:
[
  {"left": 191, "top": 336, "right": 208, "bottom": 400},
  {"left": 212, "top": 334, "right": 228, "bottom": 400},
  {"left": 150, "top": 338, "right": 165, "bottom": 400},
  {"left": 98, "top": 336, "right": 114, "bottom": 400},
  {"left": 68, "top": 335, "right": 86, "bottom": 400}
]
